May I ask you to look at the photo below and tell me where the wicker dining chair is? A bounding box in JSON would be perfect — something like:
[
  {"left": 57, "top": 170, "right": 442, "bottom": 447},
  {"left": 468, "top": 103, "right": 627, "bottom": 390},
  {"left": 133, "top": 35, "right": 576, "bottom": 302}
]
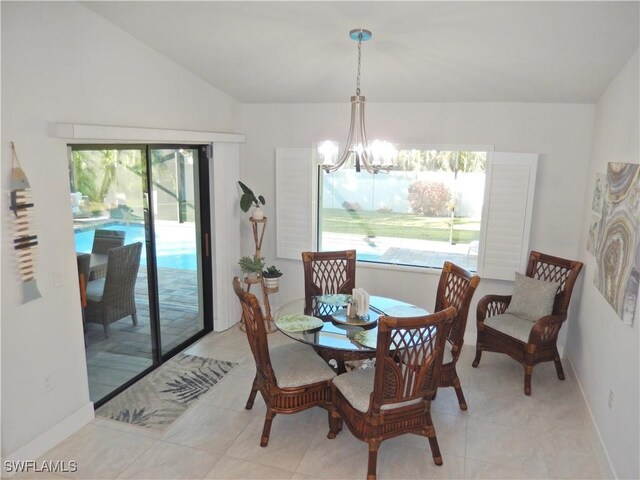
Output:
[
  {"left": 329, "top": 307, "right": 456, "bottom": 480},
  {"left": 434, "top": 261, "right": 480, "bottom": 410},
  {"left": 473, "top": 251, "right": 583, "bottom": 395},
  {"left": 301, "top": 250, "right": 356, "bottom": 297},
  {"left": 84, "top": 242, "right": 142, "bottom": 338},
  {"left": 232, "top": 277, "right": 336, "bottom": 447},
  {"left": 90, "top": 229, "right": 126, "bottom": 279}
]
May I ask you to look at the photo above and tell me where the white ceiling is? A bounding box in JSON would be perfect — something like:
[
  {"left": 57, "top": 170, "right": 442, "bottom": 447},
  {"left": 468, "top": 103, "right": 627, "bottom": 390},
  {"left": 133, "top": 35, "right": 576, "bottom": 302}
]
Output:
[{"left": 84, "top": 1, "right": 639, "bottom": 104}]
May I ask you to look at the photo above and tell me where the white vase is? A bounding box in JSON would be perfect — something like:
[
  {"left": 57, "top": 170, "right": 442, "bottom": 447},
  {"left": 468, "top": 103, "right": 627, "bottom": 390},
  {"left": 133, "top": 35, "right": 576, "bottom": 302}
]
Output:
[
  {"left": 251, "top": 207, "right": 264, "bottom": 220},
  {"left": 264, "top": 277, "right": 280, "bottom": 289}
]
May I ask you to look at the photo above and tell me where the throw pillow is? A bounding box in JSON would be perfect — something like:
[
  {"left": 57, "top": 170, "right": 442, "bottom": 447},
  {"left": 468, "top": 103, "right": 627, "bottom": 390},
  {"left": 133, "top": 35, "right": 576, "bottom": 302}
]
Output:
[{"left": 506, "top": 272, "right": 559, "bottom": 322}]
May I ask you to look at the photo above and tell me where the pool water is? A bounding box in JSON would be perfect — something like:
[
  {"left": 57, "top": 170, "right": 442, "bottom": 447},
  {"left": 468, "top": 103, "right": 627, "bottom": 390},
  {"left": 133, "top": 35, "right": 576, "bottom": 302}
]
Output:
[{"left": 75, "top": 222, "right": 197, "bottom": 271}]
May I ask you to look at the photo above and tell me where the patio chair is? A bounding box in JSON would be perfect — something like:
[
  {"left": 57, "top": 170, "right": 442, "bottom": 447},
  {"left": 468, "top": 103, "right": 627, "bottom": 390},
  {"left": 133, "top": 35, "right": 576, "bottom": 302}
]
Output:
[
  {"left": 84, "top": 242, "right": 142, "bottom": 338},
  {"left": 473, "top": 251, "right": 583, "bottom": 395},
  {"left": 328, "top": 307, "right": 456, "bottom": 480},
  {"left": 232, "top": 277, "right": 336, "bottom": 447},
  {"left": 90, "top": 229, "right": 126, "bottom": 279},
  {"left": 434, "top": 261, "right": 480, "bottom": 410}
]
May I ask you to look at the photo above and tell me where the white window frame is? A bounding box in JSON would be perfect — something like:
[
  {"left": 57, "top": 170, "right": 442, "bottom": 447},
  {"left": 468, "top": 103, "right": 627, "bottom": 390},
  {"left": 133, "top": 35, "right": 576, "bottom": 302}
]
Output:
[{"left": 275, "top": 146, "right": 538, "bottom": 281}]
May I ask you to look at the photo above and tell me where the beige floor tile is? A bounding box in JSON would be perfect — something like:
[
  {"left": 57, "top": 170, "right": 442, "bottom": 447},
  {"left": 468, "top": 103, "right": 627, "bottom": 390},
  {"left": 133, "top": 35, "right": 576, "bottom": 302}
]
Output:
[
  {"left": 37, "top": 425, "right": 155, "bottom": 479},
  {"left": 463, "top": 458, "right": 548, "bottom": 479},
  {"left": 377, "top": 445, "right": 465, "bottom": 479},
  {"left": 117, "top": 440, "right": 220, "bottom": 479},
  {"left": 225, "top": 408, "right": 326, "bottom": 472},
  {"left": 465, "top": 419, "right": 548, "bottom": 475},
  {"left": 290, "top": 473, "right": 318, "bottom": 480},
  {"left": 540, "top": 431, "right": 603, "bottom": 479},
  {"left": 204, "top": 456, "right": 294, "bottom": 479},
  {"left": 161, "top": 402, "right": 253, "bottom": 454},
  {"left": 295, "top": 426, "right": 369, "bottom": 479}
]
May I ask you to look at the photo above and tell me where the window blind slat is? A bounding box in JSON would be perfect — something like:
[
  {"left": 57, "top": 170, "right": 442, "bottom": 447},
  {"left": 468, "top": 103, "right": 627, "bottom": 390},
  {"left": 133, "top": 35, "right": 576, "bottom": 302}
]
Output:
[
  {"left": 276, "top": 148, "right": 316, "bottom": 260},
  {"left": 477, "top": 152, "right": 538, "bottom": 280}
]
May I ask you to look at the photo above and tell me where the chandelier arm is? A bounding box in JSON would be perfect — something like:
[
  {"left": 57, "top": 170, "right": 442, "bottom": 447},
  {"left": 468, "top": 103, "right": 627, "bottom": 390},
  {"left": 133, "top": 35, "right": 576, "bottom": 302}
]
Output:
[
  {"left": 322, "top": 98, "right": 357, "bottom": 173},
  {"left": 357, "top": 98, "right": 374, "bottom": 173}
]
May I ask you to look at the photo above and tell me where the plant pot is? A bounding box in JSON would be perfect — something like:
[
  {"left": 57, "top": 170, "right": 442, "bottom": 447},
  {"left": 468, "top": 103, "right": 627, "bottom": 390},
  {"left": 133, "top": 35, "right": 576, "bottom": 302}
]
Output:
[
  {"left": 247, "top": 272, "right": 260, "bottom": 281},
  {"left": 263, "top": 276, "right": 280, "bottom": 289},
  {"left": 251, "top": 207, "right": 264, "bottom": 220}
]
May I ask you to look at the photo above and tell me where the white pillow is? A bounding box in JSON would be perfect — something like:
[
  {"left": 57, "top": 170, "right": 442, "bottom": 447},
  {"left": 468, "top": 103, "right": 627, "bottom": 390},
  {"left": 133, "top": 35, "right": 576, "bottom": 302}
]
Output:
[{"left": 505, "top": 272, "right": 559, "bottom": 322}]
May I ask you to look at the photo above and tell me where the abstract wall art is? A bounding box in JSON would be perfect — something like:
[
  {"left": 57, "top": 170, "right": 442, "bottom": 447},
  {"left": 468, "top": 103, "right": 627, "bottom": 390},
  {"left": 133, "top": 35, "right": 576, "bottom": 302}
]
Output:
[{"left": 593, "top": 162, "right": 639, "bottom": 325}]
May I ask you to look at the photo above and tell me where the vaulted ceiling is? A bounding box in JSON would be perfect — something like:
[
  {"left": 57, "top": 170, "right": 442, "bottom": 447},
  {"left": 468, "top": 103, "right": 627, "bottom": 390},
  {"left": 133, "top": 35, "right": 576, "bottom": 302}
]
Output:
[{"left": 84, "top": 1, "right": 639, "bottom": 104}]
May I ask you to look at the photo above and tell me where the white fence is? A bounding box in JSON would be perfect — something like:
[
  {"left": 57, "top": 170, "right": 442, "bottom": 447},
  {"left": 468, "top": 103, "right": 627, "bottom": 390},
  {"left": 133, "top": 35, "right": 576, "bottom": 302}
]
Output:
[{"left": 322, "top": 170, "right": 485, "bottom": 217}]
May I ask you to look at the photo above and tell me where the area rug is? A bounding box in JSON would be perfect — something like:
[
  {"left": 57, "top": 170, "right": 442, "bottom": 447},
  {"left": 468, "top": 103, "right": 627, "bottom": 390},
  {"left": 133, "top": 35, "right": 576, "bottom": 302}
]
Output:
[{"left": 96, "top": 353, "right": 236, "bottom": 431}]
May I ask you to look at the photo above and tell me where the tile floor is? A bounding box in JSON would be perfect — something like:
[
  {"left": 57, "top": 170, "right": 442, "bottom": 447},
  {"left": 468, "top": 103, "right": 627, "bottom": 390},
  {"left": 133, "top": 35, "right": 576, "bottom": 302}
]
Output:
[{"left": 12, "top": 327, "right": 604, "bottom": 480}]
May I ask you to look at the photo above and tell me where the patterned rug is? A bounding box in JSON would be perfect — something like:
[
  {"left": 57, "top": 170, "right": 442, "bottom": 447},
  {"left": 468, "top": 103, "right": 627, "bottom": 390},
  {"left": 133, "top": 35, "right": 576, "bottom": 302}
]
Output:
[{"left": 96, "top": 353, "right": 236, "bottom": 431}]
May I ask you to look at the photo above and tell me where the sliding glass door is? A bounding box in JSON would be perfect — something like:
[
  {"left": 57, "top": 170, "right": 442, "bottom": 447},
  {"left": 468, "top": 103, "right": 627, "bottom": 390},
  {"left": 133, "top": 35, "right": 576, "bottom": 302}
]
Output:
[
  {"left": 69, "top": 144, "right": 212, "bottom": 406},
  {"left": 148, "top": 147, "right": 208, "bottom": 355}
]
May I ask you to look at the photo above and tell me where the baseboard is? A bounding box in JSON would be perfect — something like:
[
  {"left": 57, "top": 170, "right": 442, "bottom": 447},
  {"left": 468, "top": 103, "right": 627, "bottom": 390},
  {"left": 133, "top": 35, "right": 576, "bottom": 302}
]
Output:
[
  {"left": 1, "top": 402, "right": 94, "bottom": 478},
  {"left": 565, "top": 355, "right": 616, "bottom": 479}
]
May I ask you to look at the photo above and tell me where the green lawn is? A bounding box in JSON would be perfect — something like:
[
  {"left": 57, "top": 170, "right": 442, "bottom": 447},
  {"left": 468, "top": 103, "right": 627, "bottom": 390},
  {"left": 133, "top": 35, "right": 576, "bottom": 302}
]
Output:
[{"left": 321, "top": 208, "right": 480, "bottom": 243}]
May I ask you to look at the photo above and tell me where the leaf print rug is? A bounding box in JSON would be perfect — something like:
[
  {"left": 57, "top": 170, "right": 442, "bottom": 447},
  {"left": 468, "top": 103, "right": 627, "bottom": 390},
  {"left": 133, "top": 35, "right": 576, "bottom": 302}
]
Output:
[{"left": 96, "top": 354, "right": 236, "bottom": 431}]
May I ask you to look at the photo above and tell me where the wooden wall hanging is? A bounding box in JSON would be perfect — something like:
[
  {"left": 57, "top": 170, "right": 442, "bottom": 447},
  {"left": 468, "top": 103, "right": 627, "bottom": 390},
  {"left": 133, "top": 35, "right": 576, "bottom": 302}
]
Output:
[{"left": 9, "top": 141, "right": 41, "bottom": 303}]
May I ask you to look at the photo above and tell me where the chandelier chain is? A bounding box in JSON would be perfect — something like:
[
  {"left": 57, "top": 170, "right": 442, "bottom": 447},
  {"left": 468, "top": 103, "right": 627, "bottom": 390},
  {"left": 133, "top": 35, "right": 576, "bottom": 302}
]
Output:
[{"left": 356, "top": 34, "right": 362, "bottom": 96}]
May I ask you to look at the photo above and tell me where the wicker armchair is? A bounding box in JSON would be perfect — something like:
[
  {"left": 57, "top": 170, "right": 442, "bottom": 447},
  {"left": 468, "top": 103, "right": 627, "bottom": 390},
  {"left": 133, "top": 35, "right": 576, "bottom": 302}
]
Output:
[
  {"left": 91, "top": 229, "right": 126, "bottom": 279},
  {"left": 84, "top": 242, "right": 142, "bottom": 338},
  {"left": 434, "top": 261, "right": 480, "bottom": 409},
  {"left": 329, "top": 307, "right": 456, "bottom": 480},
  {"left": 473, "top": 251, "right": 583, "bottom": 395},
  {"left": 232, "top": 277, "right": 336, "bottom": 447},
  {"left": 301, "top": 250, "right": 356, "bottom": 297}
]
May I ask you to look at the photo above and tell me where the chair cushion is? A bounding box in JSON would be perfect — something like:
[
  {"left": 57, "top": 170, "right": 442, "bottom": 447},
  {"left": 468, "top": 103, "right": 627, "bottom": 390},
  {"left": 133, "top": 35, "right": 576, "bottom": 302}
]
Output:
[
  {"left": 332, "top": 367, "right": 422, "bottom": 413},
  {"left": 270, "top": 342, "right": 336, "bottom": 388},
  {"left": 484, "top": 313, "right": 533, "bottom": 343},
  {"left": 505, "top": 272, "right": 558, "bottom": 321},
  {"left": 85, "top": 278, "right": 106, "bottom": 302}
]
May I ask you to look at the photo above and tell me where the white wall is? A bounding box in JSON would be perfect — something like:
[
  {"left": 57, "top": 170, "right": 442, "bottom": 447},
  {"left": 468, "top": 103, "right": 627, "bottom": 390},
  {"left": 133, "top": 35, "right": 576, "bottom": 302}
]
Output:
[
  {"left": 1, "top": 2, "right": 240, "bottom": 462},
  {"left": 239, "top": 102, "right": 595, "bottom": 342},
  {"left": 567, "top": 49, "right": 639, "bottom": 480}
]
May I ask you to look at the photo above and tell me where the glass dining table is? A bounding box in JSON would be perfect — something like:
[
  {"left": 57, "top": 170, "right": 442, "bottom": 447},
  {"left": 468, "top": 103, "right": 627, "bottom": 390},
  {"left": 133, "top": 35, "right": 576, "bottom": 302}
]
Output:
[{"left": 274, "top": 295, "right": 429, "bottom": 373}]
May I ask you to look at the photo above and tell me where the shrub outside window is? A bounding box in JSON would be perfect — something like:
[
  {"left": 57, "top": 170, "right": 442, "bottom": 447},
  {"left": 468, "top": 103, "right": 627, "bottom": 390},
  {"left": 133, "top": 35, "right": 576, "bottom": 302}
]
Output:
[{"left": 318, "top": 148, "right": 487, "bottom": 271}]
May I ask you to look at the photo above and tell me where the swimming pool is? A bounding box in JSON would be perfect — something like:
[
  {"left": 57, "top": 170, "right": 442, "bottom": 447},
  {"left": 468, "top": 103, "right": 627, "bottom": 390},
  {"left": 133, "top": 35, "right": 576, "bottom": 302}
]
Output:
[{"left": 75, "top": 221, "right": 197, "bottom": 271}]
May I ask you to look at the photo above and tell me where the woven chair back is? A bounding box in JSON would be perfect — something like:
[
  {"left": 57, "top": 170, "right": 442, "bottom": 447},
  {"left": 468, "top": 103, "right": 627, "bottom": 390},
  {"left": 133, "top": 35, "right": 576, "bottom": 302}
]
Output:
[
  {"left": 232, "top": 277, "right": 276, "bottom": 385},
  {"left": 372, "top": 307, "right": 455, "bottom": 412},
  {"left": 301, "top": 250, "right": 356, "bottom": 297},
  {"left": 102, "top": 242, "right": 142, "bottom": 303},
  {"left": 92, "top": 229, "right": 126, "bottom": 254},
  {"left": 526, "top": 251, "right": 584, "bottom": 315},
  {"left": 434, "top": 261, "right": 481, "bottom": 352}
]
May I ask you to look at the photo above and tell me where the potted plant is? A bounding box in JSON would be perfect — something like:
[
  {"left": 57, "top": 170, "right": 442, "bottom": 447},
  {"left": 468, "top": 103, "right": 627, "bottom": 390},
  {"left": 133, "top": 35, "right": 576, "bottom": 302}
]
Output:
[
  {"left": 238, "top": 181, "right": 266, "bottom": 220},
  {"left": 262, "top": 265, "right": 283, "bottom": 289},
  {"left": 238, "top": 255, "right": 265, "bottom": 281}
]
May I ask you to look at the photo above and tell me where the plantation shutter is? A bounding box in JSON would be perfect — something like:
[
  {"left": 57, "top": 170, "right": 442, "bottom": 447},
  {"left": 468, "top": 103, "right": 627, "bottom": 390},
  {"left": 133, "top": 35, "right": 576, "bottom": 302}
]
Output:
[
  {"left": 275, "top": 148, "right": 317, "bottom": 260},
  {"left": 477, "top": 152, "right": 538, "bottom": 280}
]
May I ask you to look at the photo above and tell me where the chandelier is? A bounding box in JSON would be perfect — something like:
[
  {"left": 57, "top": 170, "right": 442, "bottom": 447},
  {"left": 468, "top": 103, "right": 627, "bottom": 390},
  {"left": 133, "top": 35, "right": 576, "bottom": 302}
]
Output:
[{"left": 317, "top": 29, "right": 397, "bottom": 174}]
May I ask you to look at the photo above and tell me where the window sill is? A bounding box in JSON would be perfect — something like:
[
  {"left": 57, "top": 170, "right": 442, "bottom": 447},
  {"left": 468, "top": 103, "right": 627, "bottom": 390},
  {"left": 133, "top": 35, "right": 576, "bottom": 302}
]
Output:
[{"left": 356, "top": 260, "right": 444, "bottom": 276}]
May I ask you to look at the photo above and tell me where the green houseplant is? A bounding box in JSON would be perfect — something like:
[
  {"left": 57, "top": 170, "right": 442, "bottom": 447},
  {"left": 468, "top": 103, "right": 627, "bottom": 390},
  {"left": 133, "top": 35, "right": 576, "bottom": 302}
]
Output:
[
  {"left": 238, "top": 255, "right": 265, "bottom": 281},
  {"left": 262, "top": 265, "right": 283, "bottom": 289},
  {"left": 238, "top": 181, "right": 265, "bottom": 219}
]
